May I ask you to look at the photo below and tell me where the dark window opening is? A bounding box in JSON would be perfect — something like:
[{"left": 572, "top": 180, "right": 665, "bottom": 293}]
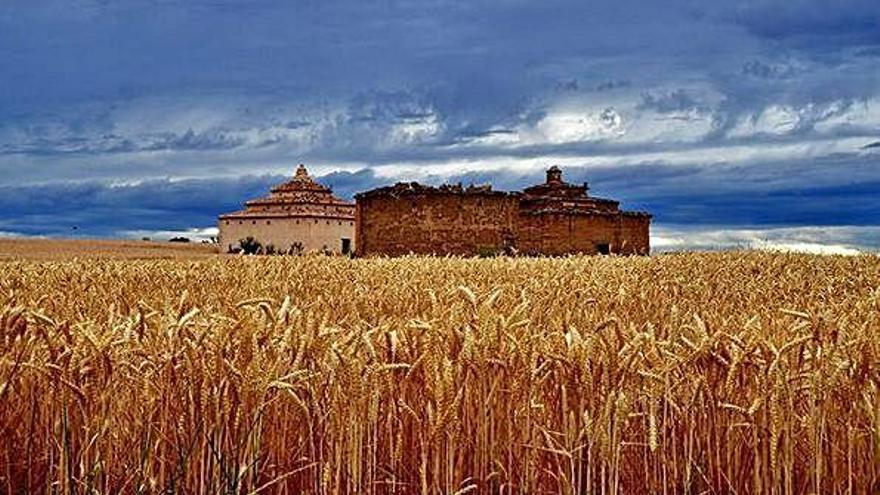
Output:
[
  {"left": 596, "top": 243, "right": 610, "bottom": 255},
  {"left": 341, "top": 238, "right": 352, "bottom": 255}
]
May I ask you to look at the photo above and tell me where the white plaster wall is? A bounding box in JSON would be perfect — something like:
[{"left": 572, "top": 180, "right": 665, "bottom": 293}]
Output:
[{"left": 218, "top": 217, "right": 355, "bottom": 253}]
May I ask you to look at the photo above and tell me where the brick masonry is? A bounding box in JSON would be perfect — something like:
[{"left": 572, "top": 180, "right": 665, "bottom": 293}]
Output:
[{"left": 355, "top": 167, "right": 651, "bottom": 256}]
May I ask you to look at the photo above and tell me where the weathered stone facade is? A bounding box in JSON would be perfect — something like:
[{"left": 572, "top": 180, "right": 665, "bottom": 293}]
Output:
[
  {"left": 355, "top": 166, "right": 651, "bottom": 256},
  {"left": 218, "top": 165, "right": 355, "bottom": 254}
]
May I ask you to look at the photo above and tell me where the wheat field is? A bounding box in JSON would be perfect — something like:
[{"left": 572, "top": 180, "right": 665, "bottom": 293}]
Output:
[
  {"left": 1, "top": 252, "right": 878, "bottom": 494},
  {"left": 0, "top": 238, "right": 218, "bottom": 261}
]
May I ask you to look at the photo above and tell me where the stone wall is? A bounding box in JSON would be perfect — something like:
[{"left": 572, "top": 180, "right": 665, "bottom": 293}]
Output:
[
  {"left": 219, "top": 217, "right": 355, "bottom": 254},
  {"left": 356, "top": 193, "right": 519, "bottom": 256},
  {"left": 517, "top": 213, "right": 650, "bottom": 255},
  {"left": 355, "top": 193, "right": 651, "bottom": 256},
  {"left": 617, "top": 215, "right": 651, "bottom": 254}
]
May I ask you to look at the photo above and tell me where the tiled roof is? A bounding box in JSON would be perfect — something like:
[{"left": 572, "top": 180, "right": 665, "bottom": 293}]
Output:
[{"left": 219, "top": 165, "right": 354, "bottom": 220}]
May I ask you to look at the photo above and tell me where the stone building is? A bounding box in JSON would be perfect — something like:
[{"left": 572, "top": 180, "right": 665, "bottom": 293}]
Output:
[
  {"left": 354, "top": 166, "right": 651, "bottom": 256},
  {"left": 218, "top": 165, "right": 355, "bottom": 254}
]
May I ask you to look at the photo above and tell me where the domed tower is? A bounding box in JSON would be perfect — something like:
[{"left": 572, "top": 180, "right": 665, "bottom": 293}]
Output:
[{"left": 218, "top": 164, "right": 355, "bottom": 254}]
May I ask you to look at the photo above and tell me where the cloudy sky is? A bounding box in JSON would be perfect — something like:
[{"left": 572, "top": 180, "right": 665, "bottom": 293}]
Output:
[{"left": 1, "top": 0, "right": 879, "bottom": 252}]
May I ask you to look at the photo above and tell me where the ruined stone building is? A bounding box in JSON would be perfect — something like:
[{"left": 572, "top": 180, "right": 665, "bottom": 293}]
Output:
[
  {"left": 218, "top": 165, "right": 355, "bottom": 254},
  {"left": 354, "top": 166, "right": 651, "bottom": 256}
]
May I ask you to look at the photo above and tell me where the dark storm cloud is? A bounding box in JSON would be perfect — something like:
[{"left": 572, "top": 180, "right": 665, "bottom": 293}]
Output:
[
  {"left": 1, "top": 0, "right": 879, "bottom": 248},
  {"left": 0, "top": 168, "right": 391, "bottom": 238},
  {"left": 440, "top": 153, "right": 880, "bottom": 228},
  {"left": 728, "top": 0, "right": 880, "bottom": 47},
  {"left": 2, "top": 0, "right": 878, "bottom": 152},
  {"left": 0, "top": 1, "right": 770, "bottom": 133},
  {"left": 0, "top": 175, "right": 282, "bottom": 237},
  {"left": 314, "top": 169, "right": 386, "bottom": 201},
  {"left": 2, "top": 154, "right": 877, "bottom": 239},
  {"left": 0, "top": 129, "right": 254, "bottom": 156}
]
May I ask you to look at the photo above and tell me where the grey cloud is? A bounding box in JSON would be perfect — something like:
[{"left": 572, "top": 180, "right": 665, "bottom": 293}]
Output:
[
  {"left": 594, "top": 80, "right": 632, "bottom": 92},
  {"left": 142, "top": 129, "right": 247, "bottom": 152},
  {"left": 0, "top": 153, "right": 877, "bottom": 249},
  {"left": 555, "top": 80, "right": 580, "bottom": 92},
  {"left": 346, "top": 91, "right": 434, "bottom": 123},
  {"left": 1, "top": 0, "right": 879, "bottom": 245},
  {"left": 451, "top": 128, "right": 518, "bottom": 145},
  {"left": 434, "top": 151, "right": 880, "bottom": 229},
  {"left": 1, "top": 128, "right": 242, "bottom": 156},
  {"left": 552, "top": 78, "right": 633, "bottom": 93},
  {"left": 855, "top": 47, "right": 880, "bottom": 58},
  {"left": 653, "top": 225, "right": 880, "bottom": 254},
  {"left": 3, "top": 0, "right": 879, "bottom": 161},
  {"left": 638, "top": 90, "right": 707, "bottom": 114},
  {"left": 728, "top": 0, "right": 880, "bottom": 47},
  {"left": 0, "top": 175, "right": 281, "bottom": 237},
  {"left": 0, "top": 169, "right": 385, "bottom": 238},
  {"left": 342, "top": 150, "right": 877, "bottom": 233},
  {"left": 316, "top": 168, "right": 384, "bottom": 200},
  {"left": 741, "top": 60, "right": 797, "bottom": 80}
]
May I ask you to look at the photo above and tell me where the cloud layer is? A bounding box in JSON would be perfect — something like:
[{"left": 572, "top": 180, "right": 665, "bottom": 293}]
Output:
[{"left": 1, "top": 0, "right": 879, "bottom": 251}]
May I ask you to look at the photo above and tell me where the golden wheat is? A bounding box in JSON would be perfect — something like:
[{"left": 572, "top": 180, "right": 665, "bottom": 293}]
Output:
[{"left": 0, "top": 251, "right": 878, "bottom": 494}]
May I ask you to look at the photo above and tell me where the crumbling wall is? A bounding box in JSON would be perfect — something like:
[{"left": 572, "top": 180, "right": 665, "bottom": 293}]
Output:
[
  {"left": 356, "top": 193, "right": 518, "bottom": 256},
  {"left": 616, "top": 215, "right": 651, "bottom": 254},
  {"left": 515, "top": 213, "right": 648, "bottom": 255},
  {"left": 356, "top": 187, "right": 651, "bottom": 257}
]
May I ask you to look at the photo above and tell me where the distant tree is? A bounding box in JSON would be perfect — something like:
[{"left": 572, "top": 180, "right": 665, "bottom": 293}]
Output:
[
  {"left": 141, "top": 237, "right": 151, "bottom": 241},
  {"left": 476, "top": 246, "right": 499, "bottom": 258},
  {"left": 239, "top": 236, "right": 262, "bottom": 255},
  {"left": 169, "top": 237, "right": 190, "bottom": 243},
  {"left": 264, "top": 244, "right": 277, "bottom": 255},
  {"left": 287, "top": 242, "right": 304, "bottom": 255}
]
